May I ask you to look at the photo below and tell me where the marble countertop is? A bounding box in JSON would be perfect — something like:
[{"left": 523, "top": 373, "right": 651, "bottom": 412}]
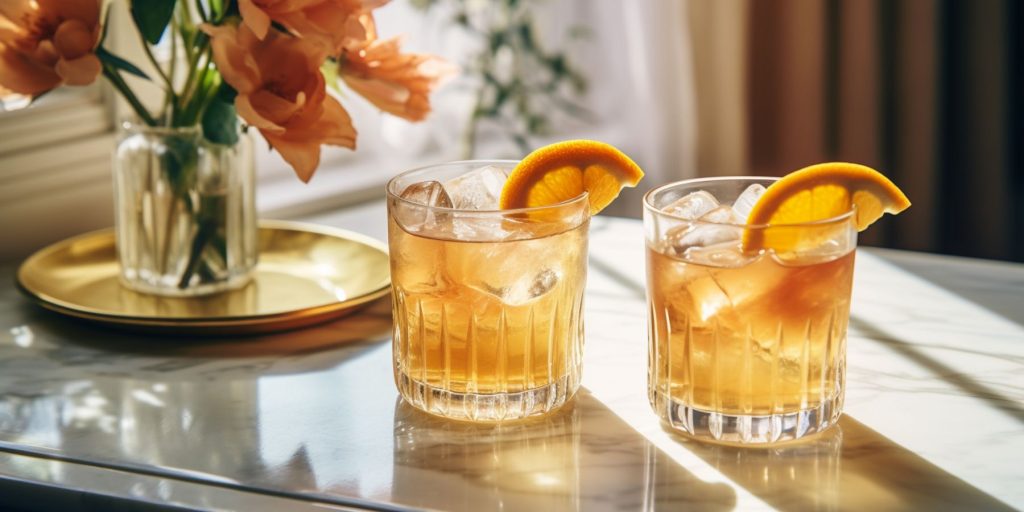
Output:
[{"left": 1, "top": 202, "right": 1021, "bottom": 511}]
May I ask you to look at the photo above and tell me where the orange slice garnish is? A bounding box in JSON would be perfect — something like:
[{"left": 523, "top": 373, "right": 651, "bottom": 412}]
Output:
[
  {"left": 499, "top": 140, "right": 644, "bottom": 215},
  {"left": 742, "top": 162, "right": 911, "bottom": 252}
]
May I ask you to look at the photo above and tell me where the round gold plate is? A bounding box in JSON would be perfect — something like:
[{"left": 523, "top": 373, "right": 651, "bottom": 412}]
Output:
[{"left": 16, "top": 220, "right": 391, "bottom": 335}]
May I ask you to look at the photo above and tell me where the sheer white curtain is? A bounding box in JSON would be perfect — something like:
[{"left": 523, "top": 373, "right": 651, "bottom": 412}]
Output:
[
  {"left": 370, "top": 0, "right": 699, "bottom": 217},
  {"left": 575, "top": 0, "right": 698, "bottom": 216}
]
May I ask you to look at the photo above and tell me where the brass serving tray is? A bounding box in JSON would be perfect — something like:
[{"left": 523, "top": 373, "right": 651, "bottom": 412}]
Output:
[{"left": 16, "top": 220, "right": 391, "bottom": 335}]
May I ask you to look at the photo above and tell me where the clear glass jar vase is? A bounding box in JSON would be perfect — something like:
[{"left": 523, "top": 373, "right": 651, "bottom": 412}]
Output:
[{"left": 112, "top": 123, "right": 257, "bottom": 297}]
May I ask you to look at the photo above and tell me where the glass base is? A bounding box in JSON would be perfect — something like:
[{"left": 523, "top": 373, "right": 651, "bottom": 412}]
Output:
[
  {"left": 397, "top": 372, "right": 578, "bottom": 422},
  {"left": 119, "top": 272, "right": 254, "bottom": 297},
  {"left": 651, "top": 390, "right": 843, "bottom": 445}
]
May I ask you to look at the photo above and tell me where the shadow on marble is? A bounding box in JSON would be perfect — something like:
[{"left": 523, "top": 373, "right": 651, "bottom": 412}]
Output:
[
  {"left": 671, "top": 414, "right": 1014, "bottom": 511},
  {"left": 850, "top": 315, "right": 1024, "bottom": 425},
  {"left": 588, "top": 254, "right": 646, "bottom": 300},
  {"left": 391, "top": 389, "right": 737, "bottom": 512}
]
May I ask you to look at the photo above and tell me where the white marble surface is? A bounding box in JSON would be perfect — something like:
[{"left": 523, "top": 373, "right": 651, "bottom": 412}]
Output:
[
  {"left": 0, "top": 202, "right": 1021, "bottom": 511},
  {"left": 0, "top": 451, "right": 365, "bottom": 511}
]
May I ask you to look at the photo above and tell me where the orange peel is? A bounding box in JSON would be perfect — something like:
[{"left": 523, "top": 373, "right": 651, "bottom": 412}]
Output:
[
  {"left": 742, "top": 162, "right": 911, "bottom": 252},
  {"left": 499, "top": 140, "right": 644, "bottom": 215}
]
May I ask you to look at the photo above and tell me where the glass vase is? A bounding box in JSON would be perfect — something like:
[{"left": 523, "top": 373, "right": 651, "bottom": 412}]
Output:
[{"left": 113, "top": 123, "right": 257, "bottom": 297}]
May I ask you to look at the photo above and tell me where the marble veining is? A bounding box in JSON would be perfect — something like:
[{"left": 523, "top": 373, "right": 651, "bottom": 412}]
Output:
[{"left": 0, "top": 211, "right": 1021, "bottom": 510}]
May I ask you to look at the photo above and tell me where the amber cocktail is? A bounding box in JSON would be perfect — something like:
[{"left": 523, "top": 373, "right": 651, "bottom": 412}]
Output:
[
  {"left": 387, "top": 161, "right": 589, "bottom": 422},
  {"left": 644, "top": 177, "right": 857, "bottom": 444}
]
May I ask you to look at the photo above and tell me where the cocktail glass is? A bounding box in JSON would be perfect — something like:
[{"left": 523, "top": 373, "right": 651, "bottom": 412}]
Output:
[
  {"left": 387, "top": 161, "right": 590, "bottom": 422},
  {"left": 643, "top": 177, "right": 857, "bottom": 444}
]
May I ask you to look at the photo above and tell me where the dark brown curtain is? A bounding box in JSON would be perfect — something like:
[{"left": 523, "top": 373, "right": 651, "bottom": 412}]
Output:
[{"left": 746, "top": 0, "right": 1022, "bottom": 261}]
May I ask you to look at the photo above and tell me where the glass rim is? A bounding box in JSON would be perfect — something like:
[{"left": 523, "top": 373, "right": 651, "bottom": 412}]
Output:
[
  {"left": 120, "top": 120, "right": 202, "bottom": 135},
  {"left": 643, "top": 176, "right": 857, "bottom": 229},
  {"left": 386, "top": 159, "right": 590, "bottom": 216}
]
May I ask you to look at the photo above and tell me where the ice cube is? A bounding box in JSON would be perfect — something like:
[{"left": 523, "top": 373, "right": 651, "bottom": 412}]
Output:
[
  {"left": 664, "top": 223, "right": 742, "bottom": 255},
  {"left": 444, "top": 165, "right": 508, "bottom": 210},
  {"left": 400, "top": 180, "right": 453, "bottom": 208},
  {"left": 700, "top": 205, "right": 743, "bottom": 224},
  {"left": 396, "top": 180, "right": 453, "bottom": 232},
  {"left": 732, "top": 183, "right": 766, "bottom": 221},
  {"left": 450, "top": 217, "right": 511, "bottom": 241},
  {"left": 663, "top": 206, "right": 743, "bottom": 255},
  {"left": 499, "top": 268, "right": 560, "bottom": 306},
  {"left": 771, "top": 231, "right": 856, "bottom": 265},
  {"left": 660, "top": 190, "right": 719, "bottom": 219},
  {"left": 683, "top": 241, "right": 755, "bottom": 268}
]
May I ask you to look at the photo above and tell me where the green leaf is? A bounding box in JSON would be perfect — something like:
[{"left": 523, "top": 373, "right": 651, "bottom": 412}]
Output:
[
  {"left": 98, "top": 1, "right": 114, "bottom": 45},
  {"left": 528, "top": 112, "right": 553, "bottom": 135},
  {"left": 517, "top": 23, "right": 534, "bottom": 51},
  {"left": 202, "top": 85, "right": 240, "bottom": 146},
  {"left": 215, "top": 81, "right": 238, "bottom": 102},
  {"left": 131, "top": 0, "right": 176, "bottom": 45},
  {"left": 489, "top": 33, "right": 506, "bottom": 53},
  {"left": 548, "top": 55, "right": 566, "bottom": 75},
  {"left": 96, "top": 47, "right": 150, "bottom": 80}
]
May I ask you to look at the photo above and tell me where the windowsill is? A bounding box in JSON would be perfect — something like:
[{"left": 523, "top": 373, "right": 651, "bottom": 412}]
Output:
[
  {"left": 257, "top": 151, "right": 441, "bottom": 220},
  {"left": 258, "top": 125, "right": 624, "bottom": 220}
]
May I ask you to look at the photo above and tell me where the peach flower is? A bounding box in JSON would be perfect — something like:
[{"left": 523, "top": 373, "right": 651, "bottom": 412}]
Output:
[
  {"left": 203, "top": 23, "right": 356, "bottom": 182},
  {"left": 238, "top": 0, "right": 386, "bottom": 52},
  {"left": 0, "top": 0, "right": 101, "bottom": 96},
  {"left": 340, "top": 13, "right": 455, "bottom": 121}
]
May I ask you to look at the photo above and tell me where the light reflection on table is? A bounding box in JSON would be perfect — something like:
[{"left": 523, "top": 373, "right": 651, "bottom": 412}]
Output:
[{"left": 0, "top": 210, "right": 1020, "bottom": 511}]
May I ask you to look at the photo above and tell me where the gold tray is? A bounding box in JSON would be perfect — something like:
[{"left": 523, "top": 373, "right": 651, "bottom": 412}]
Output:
[{"left": 16, "top": 220, "right": 391, "bottom": 335}]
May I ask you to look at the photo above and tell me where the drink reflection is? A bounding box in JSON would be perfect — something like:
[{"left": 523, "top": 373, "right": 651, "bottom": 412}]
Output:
[
  {"left": 674, "top": 415, "right": 1013, "bottom": 510},
  {"left": 393, "top": 390, "right": 737, "bottom": 511},
  {"left": 656, "top": 424, "right": 841, "bottom": 510},
  {"left": 392, "top": 398, "right": 583, "bottom": 511}
]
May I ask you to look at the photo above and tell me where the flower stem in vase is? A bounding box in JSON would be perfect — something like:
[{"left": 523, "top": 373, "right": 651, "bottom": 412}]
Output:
[
  {"left": 3, "top": 0, "right": 455, "bottom": 296},
  {"left": 178, "top": 192, "right": 228, "bottom": 289}
]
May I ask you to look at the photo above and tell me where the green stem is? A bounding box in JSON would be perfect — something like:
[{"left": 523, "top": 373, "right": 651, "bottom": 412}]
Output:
[
  {"left": 163, "top": 15, "right": 179, "bottom": 124},
  {"left": 172, "top": 7, "right": 191, "bottom": 125},
  {"left": 178, "top": 41, "right": 210, "bottom": 109},
  {"left": 103, "top": 66, "right": 157, "bottom": 126},
  {"left": 181, "top": 0, "right": 198, "bottom": 25},
  {"left": 160, "top": 195, "right": 179, "bottom": 275},
  {"left": 214, "top": 0, "right": 232, "bottom": 22},
  {"left": 137, "top": 26, "right": 175, "bottom": 110},
  {"left": 177, "top": 68, "right": 198, "bottom": 120},
  {"left": 177, "top": 3, "right": 196, "bottom": 65},
  {"left": 172, "top": 0, "right": 207, "bottom": 124},
  {"left": 179, "top": 218, "right": 212, "bottom": 289},
  {"left": 194, "top": 0, "right": 209, "bottom": 22},
  {"left": 193, "top": 66, "right": 220, "bottom": 113}
]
